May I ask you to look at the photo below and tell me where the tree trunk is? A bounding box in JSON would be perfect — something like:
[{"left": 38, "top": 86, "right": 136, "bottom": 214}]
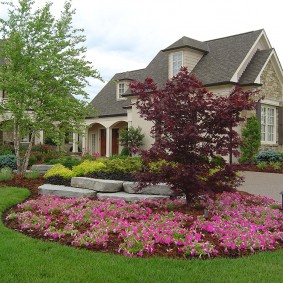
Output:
[
  {"left": 21, "top": 130, "right": 36, "bottom": 173},
  {"left": 13, "top": 120, "right": 22, "bottom": 172}
]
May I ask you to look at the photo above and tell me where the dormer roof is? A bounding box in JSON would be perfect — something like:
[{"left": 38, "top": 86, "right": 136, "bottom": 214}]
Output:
[{"left": 162, "top": 36, "right": 209, "bottom": 53}]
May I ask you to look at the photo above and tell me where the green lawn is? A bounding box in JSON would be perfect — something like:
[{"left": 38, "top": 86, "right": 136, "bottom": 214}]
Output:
[{"left": 0, "top": 186, "right": 283, "bottom": 283}]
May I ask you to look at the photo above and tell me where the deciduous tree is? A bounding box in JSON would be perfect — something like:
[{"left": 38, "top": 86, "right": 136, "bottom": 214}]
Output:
[
  {"left": 130, "top": 68, "right": 258, "bottom": 203},
  {"left": 0, "top": 0, "right": 100, "bottom": 173}
]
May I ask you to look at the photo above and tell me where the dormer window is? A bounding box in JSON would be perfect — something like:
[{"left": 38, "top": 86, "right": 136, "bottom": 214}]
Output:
[
  {"left": 172, "top": 51, "right": 183, "bottom": 76},
  {"left": 116, "top": 82, "right": 127, "bottom": 101}
]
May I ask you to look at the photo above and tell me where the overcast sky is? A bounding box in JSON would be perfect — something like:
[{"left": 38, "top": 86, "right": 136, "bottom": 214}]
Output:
[{"left": 1, "top": 0, "right": 283, "bottom": 101}]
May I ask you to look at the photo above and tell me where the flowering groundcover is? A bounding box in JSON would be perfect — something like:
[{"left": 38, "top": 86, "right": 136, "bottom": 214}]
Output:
[{"left": 5, "top": 192, "right": 283, "bottom": 259}]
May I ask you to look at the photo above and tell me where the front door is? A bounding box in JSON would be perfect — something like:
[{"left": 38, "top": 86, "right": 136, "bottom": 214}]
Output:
[
  {"left": 112, "top": 128, "right": 119, "bottom": 155},
  {"left": 100, "top": 129, "right": 106, "bottom": 157}
]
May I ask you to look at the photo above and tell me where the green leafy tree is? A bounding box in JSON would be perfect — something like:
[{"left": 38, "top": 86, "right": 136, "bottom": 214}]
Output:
[
  {"left": 119, "top": 126, "right": 144, "bottom": 155},
  {"left": 0, "top": 0, "right": 100, "bottom": 173},
  {"left": 239, "top": 116, "right": 261, "bottom": 164}
]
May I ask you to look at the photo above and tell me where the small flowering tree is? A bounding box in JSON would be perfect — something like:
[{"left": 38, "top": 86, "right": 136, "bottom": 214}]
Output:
[{"left": 130, "top": 68, "right": 258, "bottom": 204}]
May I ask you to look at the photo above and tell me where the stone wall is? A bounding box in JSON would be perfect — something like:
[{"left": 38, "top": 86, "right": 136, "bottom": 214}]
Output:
[
  {"left": 259, "top": 60, "right": 283, "bottom": 152},
  {"left": 259, "top": 61, "right": 282, "bottom": 102}
]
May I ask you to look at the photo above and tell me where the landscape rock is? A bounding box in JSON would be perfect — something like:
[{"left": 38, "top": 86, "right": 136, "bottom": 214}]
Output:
[
  {"left": 123, "top": 182, "right": 174, "bottom": 196},
  {"left": 97, "top": 192, "right": 169, "bottom": 201},
  {"left": 38, "top": 184, "right": 97, "bottom": 198},
  {"left": 31, "top": 164, "right": 54, "bottom": 173},
  {"left": 71, "top": 177, "right": 123, "bottom": 192}
]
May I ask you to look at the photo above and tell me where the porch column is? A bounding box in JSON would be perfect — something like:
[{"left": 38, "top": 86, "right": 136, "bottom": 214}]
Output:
[
  {"left": 72, "top": 133, "right": 79, "bottom": 153},
  {"left": 82, "top": 129, "right": 88, "bottom": 154},
  {"left": 106, "top": 127, "right": 110, "bottom": 157},
  {"left": 35, "top": 130, "right": 44, "bottom": 145}
]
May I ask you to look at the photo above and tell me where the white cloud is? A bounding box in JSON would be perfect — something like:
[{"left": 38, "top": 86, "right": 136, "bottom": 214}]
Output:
[{"left": 1, "top": 0, "right": 283, "bottom": 102}]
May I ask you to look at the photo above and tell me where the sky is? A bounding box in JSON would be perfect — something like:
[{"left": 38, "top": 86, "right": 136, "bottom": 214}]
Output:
[{"left": 0, "top": 0, "right": 283, "bottom": 101}]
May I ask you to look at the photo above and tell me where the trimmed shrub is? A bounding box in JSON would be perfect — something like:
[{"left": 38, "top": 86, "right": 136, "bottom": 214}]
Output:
[
  {"left": 0, "top": 167, "right": 14, "bottom": 181},
  {"left": 86, "top": 171, "right": 136, "bottom": 181},
  {"left": 0, "top": 145, "right": 14, "bottom": 156},
  {"left": 47, "top": 156, "right": 81, "bottom": 169},
  {"left": 0, "top": 155, "right": 17, "bottom": 169},
  {"left": 24, "top": 170, "right": 40, "bottom": 179},
  {"left": 44, "top": 164, "right": 75, "bottom": 179},
  {"left": 255, "top": 150, "right": 283, "bottom": 164},
  {"left": 270, "top": 162, "right": 282, "bottom": 171},
  {"left": 256, "top": 162, "right": 268, "bottom": 170},
  {"left": 103, "top": 157, "right": 142, "bottom": 173},
  {"left": 72, "top": 160, "right": 106, "bottom": 176}
]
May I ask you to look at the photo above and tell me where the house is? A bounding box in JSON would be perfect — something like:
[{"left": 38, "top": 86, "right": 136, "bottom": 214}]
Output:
[{"left": 80, "top": 30, "right": 283, "bottom": 157}]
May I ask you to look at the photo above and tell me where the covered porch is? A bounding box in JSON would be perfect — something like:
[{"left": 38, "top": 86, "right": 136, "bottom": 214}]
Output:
[{"left": 81, "top": 118, "right": 128, "bottom": 157}]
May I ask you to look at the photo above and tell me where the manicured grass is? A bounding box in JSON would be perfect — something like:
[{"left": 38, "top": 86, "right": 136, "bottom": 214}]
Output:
[{"left": 1, "top": 186, "right": 283, "bottom": 283}]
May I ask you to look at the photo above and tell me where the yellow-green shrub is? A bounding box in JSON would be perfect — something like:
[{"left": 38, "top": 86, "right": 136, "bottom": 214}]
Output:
[
  {"left": 44, "top": 164, "right": 75, "bottom": 179},
  {"left": 148, "top": 160, "right": 176, "bottom": 172},
  {"left": 103, "top": 157, "right": 142, "bottom": 173},
  {"left": 72, "top": 160, "right": 106, "bottom": 176}
]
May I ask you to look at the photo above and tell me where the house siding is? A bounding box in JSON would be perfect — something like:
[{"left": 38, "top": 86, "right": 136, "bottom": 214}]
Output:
[
  {"left": 168, "top": 48, "right": 204, "bottom": 78},
  {"left": 130, "top": 98, "right": 155, "bottom": 150}
]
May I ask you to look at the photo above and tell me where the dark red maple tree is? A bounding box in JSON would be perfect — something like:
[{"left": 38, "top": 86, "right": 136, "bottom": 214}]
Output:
[{"left": 130, "top": 68, "right": 258, "bottom": 203}]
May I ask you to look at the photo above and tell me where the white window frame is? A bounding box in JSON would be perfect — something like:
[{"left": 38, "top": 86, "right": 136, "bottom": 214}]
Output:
[
  {"left": 172, "top": 51, "right": 183, "bottom": 76},
  {"left": 116, "top": 82, "right": 127, "bottom": 101},
  {"left": 261, "top": 105, "right": 277, "bottom": 144}
]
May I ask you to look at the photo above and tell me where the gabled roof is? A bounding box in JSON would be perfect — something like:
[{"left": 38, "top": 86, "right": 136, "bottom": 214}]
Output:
[
  {"left": 91, "top": 29, "right": 280, "bottom": 117},
  {"left": 192, "top": 30, "right": 263, "bottom": 85},
  {"left": 239, "top": 49, "right": 273, "bottom": 85}
]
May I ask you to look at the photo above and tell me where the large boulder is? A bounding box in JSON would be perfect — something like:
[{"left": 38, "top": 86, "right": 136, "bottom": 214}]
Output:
[
  {"left": 123, "top": 182, "right": 174, "bottom": 196},
  {"left": 71, "top": 177, "right": 123, "bottom": 192},
  {"left": 38, "top": 184, "right": 97, "bottom": 198},
  {"left": 31, "top": 164, "right": 54, "bottom": 173},
  {"left": 97, "top": 192, "right": 169, "bottom": 201}
]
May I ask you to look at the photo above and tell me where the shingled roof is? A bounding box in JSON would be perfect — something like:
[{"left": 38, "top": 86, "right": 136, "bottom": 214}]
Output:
[
  {"left": 239, "top": 49, "right": 273, "bottom": 85},
  {"left": 91, "top": 29, "right": 268, "bottom": 117}
]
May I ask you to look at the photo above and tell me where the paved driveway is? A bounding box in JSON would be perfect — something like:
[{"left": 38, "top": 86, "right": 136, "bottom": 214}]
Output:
[{"left": 238, "top": 171, "right": 283, "bottom": 203}]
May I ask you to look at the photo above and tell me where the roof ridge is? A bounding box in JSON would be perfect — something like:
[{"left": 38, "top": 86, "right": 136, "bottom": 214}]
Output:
[
  {"left": 117, "top": 68, "right": 145, "bottom": 75},
  {"left": 205, "top": 29, "right": 264, "bottom": 43}
]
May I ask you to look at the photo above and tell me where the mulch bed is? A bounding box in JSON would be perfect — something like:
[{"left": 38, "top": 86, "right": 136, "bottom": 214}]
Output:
[
  {"left": 1, "top": 174, "right": 283, "bottom": 259},
  {"left": 234, "top": 164, "right": 283, "bottom": 174}
]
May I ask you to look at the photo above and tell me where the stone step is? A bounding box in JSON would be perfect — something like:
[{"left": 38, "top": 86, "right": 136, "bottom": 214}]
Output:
[
  {"left": 31, "top": 164, "right": 54, "bottom": 173},
  {"left": 71, "top": 177, "right": 123, "bottom": 192},
  {"left": 123, "top": 181, "right": 174, "bottom": 196},
  {"left": 38, "top": 184, "right": 97, "bottom": 198},
  {"left": 97, "top": 192, "right": 170, "bottom": 201}
]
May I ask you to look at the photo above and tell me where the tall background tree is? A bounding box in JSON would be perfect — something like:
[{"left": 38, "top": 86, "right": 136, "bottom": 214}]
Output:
[
  {"left": 239, "top": 116, "right": 261, "bottom": 164},
  {"left": 130, "top": 68, "right": 258, "bottom": 204},
  {"left": 0, "top": 0, "right": 100, "bottom": 173}
]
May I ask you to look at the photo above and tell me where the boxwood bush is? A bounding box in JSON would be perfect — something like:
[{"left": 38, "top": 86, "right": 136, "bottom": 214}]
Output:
[
  {"left": 47, "top": 156, "right": 81, "bottom": 169},
  {"left": 72, "top": 160, "right": 107, "bottom": 176},
  {"left": 44, "top": 164, "right": 75, "bottom": 179},
  {"left": 103, "top": 157, "right": 142, "bottom": 173}
]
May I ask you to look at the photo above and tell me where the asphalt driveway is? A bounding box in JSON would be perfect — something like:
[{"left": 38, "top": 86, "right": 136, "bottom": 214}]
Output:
[{"left": 238, "top": 171, "right": 283, "bottom": 203}]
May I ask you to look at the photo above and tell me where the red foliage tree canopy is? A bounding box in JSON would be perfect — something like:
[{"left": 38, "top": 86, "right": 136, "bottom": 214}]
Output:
[{"left": 130, "top": 68, "right": 258, "bottom": 203}]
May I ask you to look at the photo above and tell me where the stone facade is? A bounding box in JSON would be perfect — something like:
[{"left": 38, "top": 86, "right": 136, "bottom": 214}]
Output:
[
  {"left": 260, "top": 61, "right": 282, "bottom": 103},
  {"left": 259, "top": 61, "right": 283, "bottom": 151}
]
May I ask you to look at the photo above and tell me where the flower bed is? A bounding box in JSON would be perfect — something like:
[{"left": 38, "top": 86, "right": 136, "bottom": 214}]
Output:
[{"left": 5, "top": 192, "right": 283, "bottom": 259}]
